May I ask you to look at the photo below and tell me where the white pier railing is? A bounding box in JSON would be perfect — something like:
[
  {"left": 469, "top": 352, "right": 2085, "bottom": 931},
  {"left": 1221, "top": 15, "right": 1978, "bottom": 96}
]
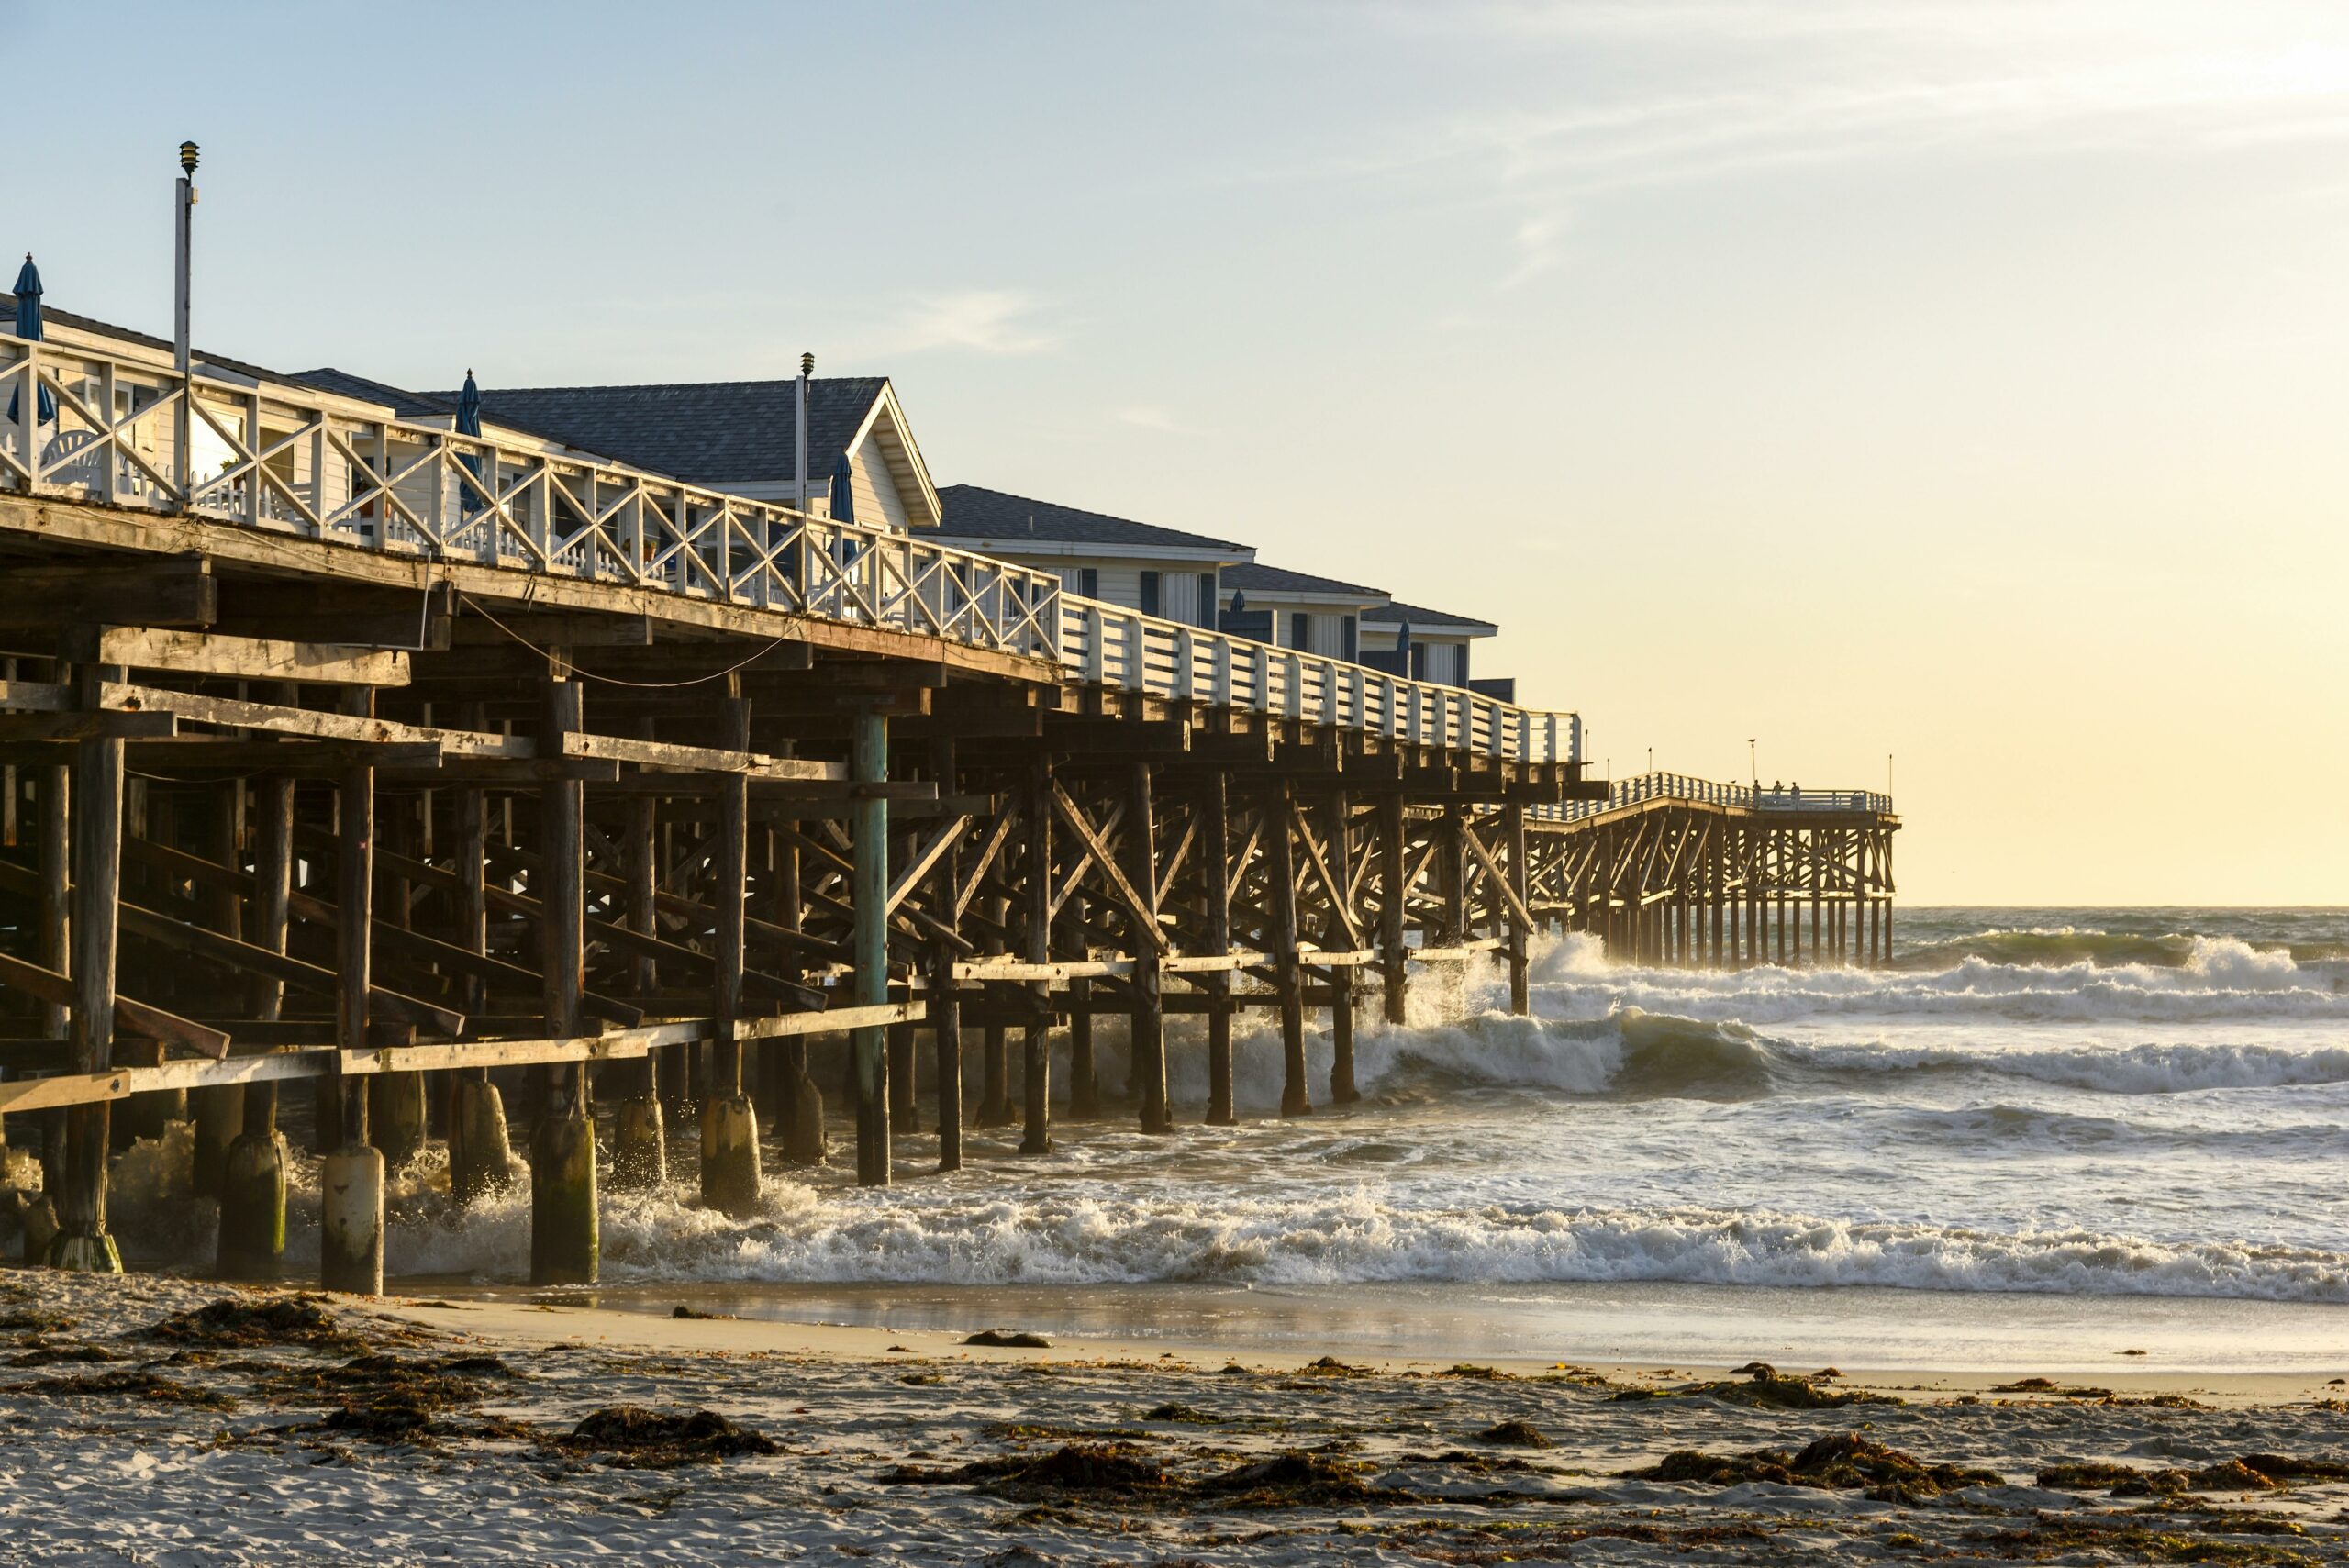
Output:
[
  {"left": 1057, "top": 596, "right": 1578, "bottom": 763},
  {"left": 1, "top": 327, "right": 1582, "bottom": 766},
  {"left": 1542, "top": 772, "right": 1893, "bottom": 824}
]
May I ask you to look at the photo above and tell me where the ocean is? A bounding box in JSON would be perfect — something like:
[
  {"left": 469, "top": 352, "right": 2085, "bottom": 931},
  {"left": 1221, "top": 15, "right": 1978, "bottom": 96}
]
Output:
[{"left": 126, "top": 906, "right": 2349, "bottom": 1373}]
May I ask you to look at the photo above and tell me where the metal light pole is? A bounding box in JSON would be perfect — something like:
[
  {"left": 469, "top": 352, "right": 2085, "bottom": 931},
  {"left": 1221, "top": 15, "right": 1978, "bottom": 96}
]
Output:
[
  {"left": 173, "top": 140, "right": 198, "bottom": 504},
  {"left": 1747, "top": 738, "right": 1757, "bottom": 791},
  {"left": 795, "top": 351, "right": 812, "bottom": 510}
]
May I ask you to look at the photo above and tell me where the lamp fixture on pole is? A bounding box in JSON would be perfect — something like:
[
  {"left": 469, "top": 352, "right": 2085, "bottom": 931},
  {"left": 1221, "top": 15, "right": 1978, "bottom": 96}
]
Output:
[{"left": 173, "top": 140, "right": 199, "bottom": 502}]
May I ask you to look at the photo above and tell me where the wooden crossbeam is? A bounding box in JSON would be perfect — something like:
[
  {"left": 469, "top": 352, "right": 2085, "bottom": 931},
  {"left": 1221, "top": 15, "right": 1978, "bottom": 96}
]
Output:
[
  {"left": 887, "top": 815, "right": 971, "bottom": 916},
  {"left": 1459, "top": 818, "right": 1534, "bottom": 931},
  {"left": 121, "top": 834, "right": 643, "bottom": 1028},
  {"left": 0, "top": 949, "right": 230, "bottom": 1059},
  {"left": 61, "top": 627, "right": 411, "bottom": 686},
  {"left": 95, "top": 684, "right": 525, "bottom": 757},
  {"left": 0, "top": 857, "right": 463, "bottom": 1037},
  {"left": 1049, "top": 782, "right": 1170, "bottom": 952},
  {"left": 316, "top": 828, "right": 825, "bottom": 1011},
  {"left": 954, "top": 803, "right": 1020, "bottom": 923},
  {"left": 1287, "top": 798, "right": 1366, "bottom": 952},
  {"left": 558, "top": 731, "right": 843, "bottom": 780}
]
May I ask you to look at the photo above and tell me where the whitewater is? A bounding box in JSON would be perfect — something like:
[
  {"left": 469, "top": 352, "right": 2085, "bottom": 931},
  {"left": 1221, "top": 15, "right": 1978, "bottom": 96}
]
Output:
[{"left": 112, "top": 905, "right": 2349, "bottom": 1369}]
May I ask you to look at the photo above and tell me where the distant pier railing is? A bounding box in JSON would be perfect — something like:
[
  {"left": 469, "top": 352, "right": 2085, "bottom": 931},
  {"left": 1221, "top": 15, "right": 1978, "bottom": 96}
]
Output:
[
  {"left": 1542, "top": 771, "right": 1893, "bottom": 824},
  {"left": 1057, "top": 596, "right": 1578, "bottom": 763},
  {"left": 2, "top": 328, "right": 1582, "bottom": 768}
]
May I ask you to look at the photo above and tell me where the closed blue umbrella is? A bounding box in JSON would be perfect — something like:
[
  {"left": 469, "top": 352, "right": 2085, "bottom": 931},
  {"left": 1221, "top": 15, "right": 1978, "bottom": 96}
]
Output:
[
  {"left": 828, "top": 450, "right": 854, "bottom": 525},
  {"left": 455, "top": 368, "right": 482, "bottom": 437},
  {"left": 8, "top": 253, "right": 55, "bottom": 425},
  {"left": 454, "top": 368, "right": 483, "bottom": 513}
]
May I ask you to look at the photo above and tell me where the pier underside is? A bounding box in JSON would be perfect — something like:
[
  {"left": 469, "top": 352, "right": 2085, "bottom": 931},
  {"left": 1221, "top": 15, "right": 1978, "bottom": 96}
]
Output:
[{"left": 0, "top": 495, "right": 1893, "bottom": 1288}]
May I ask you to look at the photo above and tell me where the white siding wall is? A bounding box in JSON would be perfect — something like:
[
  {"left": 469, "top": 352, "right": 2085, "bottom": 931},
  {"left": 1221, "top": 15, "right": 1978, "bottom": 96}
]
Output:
[
  {"left": 1306, "top": 610, "right": 1362, "bottom": 657},
  {"left": 848, "top": 438, "right": 911, "bottom": 533}
]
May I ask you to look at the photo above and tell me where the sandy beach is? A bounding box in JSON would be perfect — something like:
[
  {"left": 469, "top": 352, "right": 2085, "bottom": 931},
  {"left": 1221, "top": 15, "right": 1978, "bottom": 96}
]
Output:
[{"left": 4, "top": 1270, "right": 2346, "bottom": 1565}]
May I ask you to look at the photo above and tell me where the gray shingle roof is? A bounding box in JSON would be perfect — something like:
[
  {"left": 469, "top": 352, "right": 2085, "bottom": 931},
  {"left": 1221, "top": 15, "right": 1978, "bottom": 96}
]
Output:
[
  {"left": 936, "top": 485, "right": 1248, "bottom": 556},
  {"left": 6, "top": 291, "right": 284, "bottom": 384},
  {"left": 1364, "top": 598, "right": 1497, "bottom": 634},
  {"left": 294, "top": 367, "right": 455, "bottom": 421},
  {"left": 1222, "top": 562, "right": 1387, "bottom": 602},
  {"left": 417, "top": 377, "right": 888, "bottom": 487}
]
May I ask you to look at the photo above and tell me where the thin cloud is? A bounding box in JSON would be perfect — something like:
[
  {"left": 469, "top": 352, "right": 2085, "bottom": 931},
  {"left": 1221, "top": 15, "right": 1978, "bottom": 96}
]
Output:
[
  {"left": 1113, "top": 405, "right": 1203, "bottom": 435},
  {"left": 1264, "top": 6, "right": 2349, "bottom": 289},
  {"left": 876, "top": 290, "right": 1060, "bottom": 355}
]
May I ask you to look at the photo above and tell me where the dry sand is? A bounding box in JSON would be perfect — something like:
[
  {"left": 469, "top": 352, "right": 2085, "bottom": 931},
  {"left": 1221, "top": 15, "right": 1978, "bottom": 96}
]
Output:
[{"left": 2, "top": 1268, "right": 2346, "bottom": 1564}]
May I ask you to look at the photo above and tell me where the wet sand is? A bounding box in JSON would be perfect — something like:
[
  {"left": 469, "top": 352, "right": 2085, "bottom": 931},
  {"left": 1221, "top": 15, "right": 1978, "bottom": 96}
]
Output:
[{"left": 4, "top": 1270, "right": 2347, "bottom": 1564}]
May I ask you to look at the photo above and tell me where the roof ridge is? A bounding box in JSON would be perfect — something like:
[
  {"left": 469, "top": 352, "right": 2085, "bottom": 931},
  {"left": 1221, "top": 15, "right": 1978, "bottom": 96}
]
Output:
[{"left": 427, "top": 375, "right": 888, "bottom": 397}]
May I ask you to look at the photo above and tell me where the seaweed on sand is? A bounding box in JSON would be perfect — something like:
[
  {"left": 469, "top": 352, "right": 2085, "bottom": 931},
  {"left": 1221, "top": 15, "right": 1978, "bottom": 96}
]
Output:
[
  {"left": 2038, "top": 1454, "right": 2349, "bottom": 1495},
  {"left": 561, "top": 1407, "right": 781, "bottom": 1468},
  {"left": 1476, "top": 1420, "right": 1551, "bottom": 1448},
  {"left": 1971, "top": 1517, "right": 2321, "bottom": 1565},
  {"left": 141, "top": 1295, "right": 367, "bottom": 1352},
  {"left": 274, "top": 1352, "right": 527, "bottom": 1446},
  {"left": 19, "top": 1369, "right": 237, "bottom": 1411},
  {"left": 1193, "top": 1450, "right": 1411, "bottom": 1507},
  {"left": 1629, "top": 1431, "right": 2000, "bottom": 1503},
  {"left": 885, "top": 1442, "right": 1169, "bottom": 1494},
  {"left": 1609, "top": 1364, "right": 1895, "bottom": 1410},
  {"left": 7, "top": 1341, "right": 126, "bottom": 1367}
]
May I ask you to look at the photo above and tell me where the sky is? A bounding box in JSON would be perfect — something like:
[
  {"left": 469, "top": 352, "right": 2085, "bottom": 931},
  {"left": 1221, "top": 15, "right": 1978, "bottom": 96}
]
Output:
[{"left": 7, "top": 0, "right": 2345, "bottom": 904}]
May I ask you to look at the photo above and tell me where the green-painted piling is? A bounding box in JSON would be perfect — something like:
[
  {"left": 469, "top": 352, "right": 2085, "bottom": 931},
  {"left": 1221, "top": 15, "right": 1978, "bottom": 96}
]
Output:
[
  {"left": 216, "top": 1129, "right": 288, "bottom": 1280},
  {"left": 529, "top": 1106, "right": 599, "bottom": 1285}
]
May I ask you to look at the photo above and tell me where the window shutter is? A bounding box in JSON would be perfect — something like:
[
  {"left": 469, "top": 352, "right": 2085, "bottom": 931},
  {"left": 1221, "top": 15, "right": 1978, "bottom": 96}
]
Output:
[
  {"left": 1080, "top": 567, "right": 1099, "bottom": 598},
  {"left": 1289, "top": 612, "right": 1308, "bottom": 650},
  {"left": 1198, "top": 573, "right": 1216, "bottom": 628},
  {"left": 1140, "top": 571, "right": 1161, "bottom": 616},
  {"left": 1342, "top": 616, "right": 1358, "bottom": 662}
]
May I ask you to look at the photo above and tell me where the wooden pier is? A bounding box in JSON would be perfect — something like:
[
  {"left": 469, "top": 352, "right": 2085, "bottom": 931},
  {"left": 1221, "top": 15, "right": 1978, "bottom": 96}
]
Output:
[{"left": 0, "top": 322, "right": 1896, "bottom": 1289}]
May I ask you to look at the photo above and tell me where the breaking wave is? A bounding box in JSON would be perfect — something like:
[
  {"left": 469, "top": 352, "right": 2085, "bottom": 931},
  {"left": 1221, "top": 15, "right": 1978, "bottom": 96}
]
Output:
[{"left": 384, "top": 1181, "right": 2349, "bottom": 1303}]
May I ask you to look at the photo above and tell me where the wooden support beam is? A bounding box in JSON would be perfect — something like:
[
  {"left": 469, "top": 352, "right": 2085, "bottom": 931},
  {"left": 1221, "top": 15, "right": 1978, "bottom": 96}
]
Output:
[
  {"left": 1377, "top": 795, "right": 1408, "bottom": 1026},
  {"left": 60, "top": 627, "right": 411, "bottom": 686},
  {"left": 852, "top": 705, "right": 891, "bottom": 1185},
  {"left": 1201, "top": 769, "right": 1234, "bottom": 1127},
  {"left": 1267, "top": 782, "right": 1308, "bottom": 1118},
  {"left": 1020, "top": 756, "right": 1052, "bottom": 1155},
  {"left": 1123, "top": 762, "right": 1170, "bottom": 1133},
  {"left": 711, "top": 694, "right": 751, "bottom": 1095},
  {"left": 559, "top": 730, "right": 842, "bottom": 780},
  {"left": 332, "top": 691, "right": 374, "bottom": 1162},
  {"left": 1326, "top": 790, "right": 1360, "bottom": 1105},
  {"left": 0, "top": 711, "right": 177, "bottom": 742},
  {"left": 1503, "top": 801, "right": 1530, "bottom": 1016},
  {"left": 929, "top": 737, "right": 963, "bottom": 1173},
  {"left": 0, "top": 556, "right": 216, "bottom": 628},
  {"left": 98, "top": 684, "right": 527, "bottom": 758}
]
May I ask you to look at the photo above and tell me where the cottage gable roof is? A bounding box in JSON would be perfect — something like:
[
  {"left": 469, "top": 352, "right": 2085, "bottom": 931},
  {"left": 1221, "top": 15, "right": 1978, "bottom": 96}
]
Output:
[
  {"left": 5, "top": 290, "right": 286, "bottom": 385},
  {"left": 1364, "top": 598, "right": 1498, "bottom": 637},
  {"left": 936, "top": 485, "right": 1250, "bottom": 561},
  {"left": 1222, "top": 561, "right": 1388, "bottom": 605},
  {"left": 420, "top": 376, "right": 878, "bottom": 483}
]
